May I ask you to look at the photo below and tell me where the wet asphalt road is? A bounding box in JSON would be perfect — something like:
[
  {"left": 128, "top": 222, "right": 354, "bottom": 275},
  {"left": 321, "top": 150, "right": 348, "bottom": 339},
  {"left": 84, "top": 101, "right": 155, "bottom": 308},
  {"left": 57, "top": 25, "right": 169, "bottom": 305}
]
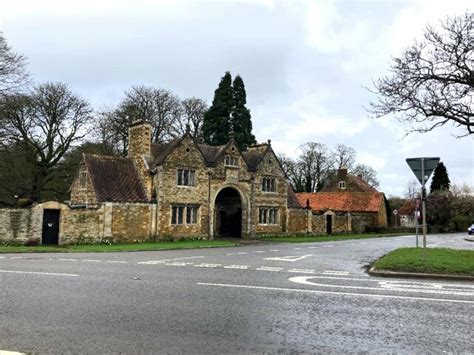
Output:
[{"left": 1, "top": 233, "right": 473, "bottom": 354}]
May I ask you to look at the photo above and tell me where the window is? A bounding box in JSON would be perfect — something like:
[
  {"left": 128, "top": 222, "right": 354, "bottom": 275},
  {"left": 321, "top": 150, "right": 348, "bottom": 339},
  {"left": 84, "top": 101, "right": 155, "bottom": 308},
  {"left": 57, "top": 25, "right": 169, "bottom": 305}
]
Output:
[
  {"left": 186, "top": 205, "right": 198, "bottom": 224},
  {"left": 258, "top": 208, "right": 278, "bottom": 225},
  {"left": 171, "top": 206, "right": 185, "bottom": 225},
  {"left": 172, "top": 205, "right": 199, "bottom": 225},
  {"left": 338, "top": 181, "right": 346, "bottom": 190},
  {"left": 225, "top": 155, "right": 238, "bottom": 167},
  {"left": 262, "top": 177, "right": 276, "bottom": 192},
  {"left": 177, "top": 168, "right": 195, "bottom": 186},
  {"left": 79, "top": 171, "right": 87, "bottom": 189}
]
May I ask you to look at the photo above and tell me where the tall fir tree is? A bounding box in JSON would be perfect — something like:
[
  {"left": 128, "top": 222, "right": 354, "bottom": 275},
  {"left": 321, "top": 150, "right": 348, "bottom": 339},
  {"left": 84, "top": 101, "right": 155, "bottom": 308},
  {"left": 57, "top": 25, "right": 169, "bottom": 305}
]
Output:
[
  {"left": 430, "top": 162, "right": 450, "bottom": 193},
  {"left": 202, "top": 72, "right": 233, "bottom": 146},
  {"left": 231, "top": 75, "right": 256, "bottom": 150}
]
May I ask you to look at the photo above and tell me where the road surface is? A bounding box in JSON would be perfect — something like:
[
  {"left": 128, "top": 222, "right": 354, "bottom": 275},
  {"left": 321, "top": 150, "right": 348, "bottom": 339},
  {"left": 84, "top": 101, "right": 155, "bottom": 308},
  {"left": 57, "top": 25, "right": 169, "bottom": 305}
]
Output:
[{"left": 1, "top": 233, "right": 473, "bottom": 353}]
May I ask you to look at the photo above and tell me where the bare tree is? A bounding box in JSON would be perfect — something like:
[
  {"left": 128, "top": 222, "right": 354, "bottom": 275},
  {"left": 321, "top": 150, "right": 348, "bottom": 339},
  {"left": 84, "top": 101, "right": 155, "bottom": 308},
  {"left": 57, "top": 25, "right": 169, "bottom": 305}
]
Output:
[
  {"left": 405, "top": 179, "right": 420, "bottom": 199},
  {"left": 0, "top": 32, "right": 29, "bottom": 95},
  {"left": 0, "top": 82, "right": 93, "bottom": 201},
  {"left": 331, "top": 144, "right": 356, "bottom": 171},
  {"left": 352, "top": 163, "right": 380, "bottom": 188},
  {"left": 298, "top": 142, "right": 332, "bottom": 192},
  {"left": 178, "top": 97, "right": 208, "bottom": 140},
  {"left": 278, "top": 153, "right": 305, "bottom": 193},
  {"left": 369, "top": 12, "right": 474, "bottom": 136}
]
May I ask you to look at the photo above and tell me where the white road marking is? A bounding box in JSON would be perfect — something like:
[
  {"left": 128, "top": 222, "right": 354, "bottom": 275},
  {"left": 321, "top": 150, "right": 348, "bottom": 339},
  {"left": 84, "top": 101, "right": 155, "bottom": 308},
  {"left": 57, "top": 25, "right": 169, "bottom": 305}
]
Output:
[
  {"left": 0, "top": 270, "right": 78, "bottom": 277},
  {"left": 307, "top": 246, "right": 319, "bottom": 249},
  {"left": 194, "top": 263, "right": 221, "bottom": 268},
  {"left": 288, "top": 268, "right": 315, "bottom": 274},
  {"left": 253, "top": 250, "right": 266, "bottom": 253},
  {"left": 294, "top": 248, "right": 302, "bottom": 250},
  {"left": 138, "top": 256, "right": 204, "bottom": 265},
  {"left": 323, "top": 270, "right": 349, "bottom": 276},
  {"left": 224, "top": 265, "right": 249, "bottom": 270},
  {"left": 257, "top": 266, "right": 284, "bottom": 272},
  {"left": 236, "top": 252, "right": 249, "bottom": 255},
  {"left": 289, "top": 276, "right": 474, "bottom": 297},
  {"left": 0, "top": 350, "right": 26, "bottom": 355},
  {"left": 165, "top": 262, "right": 193, "bottom": 266},
  {"left": 82, "top": 259, "right": 101, "bottom": 263},
  {"left": 264, "top": 254, "right": 313, "bottom": 262},
  {"left": 0, "top": 256, "right": 4, "bottom": 259},
  {"left": 59, "top": 258, "right": 77, "bottom": 262},
  {"left": 198, "top": 282, "right": 474, "bottom": 304},
  {"left": 106, "top": 260, "right": 128, "bottom": 264},
  {"left": 10, "top": 256, "right": 23, "bottom": 259},
  {"left": 269, "top": 249, "right": 279, "bottom": 252},
  {"left": 322, "top": 245, "right": 334, "bottom": 248}
]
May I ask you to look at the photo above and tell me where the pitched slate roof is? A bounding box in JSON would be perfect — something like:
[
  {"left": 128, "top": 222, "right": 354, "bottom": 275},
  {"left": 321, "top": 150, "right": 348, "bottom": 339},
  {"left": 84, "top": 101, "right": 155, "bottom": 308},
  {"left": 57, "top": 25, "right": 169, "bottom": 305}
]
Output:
[
  {"left": 196, "top": 143, "right": 228, "bottom": 166},
  {"left": 83, "top": 154, "right": 148, "bottom": 202},
  {"left": 320, "top": 172, "right": 378, "bottom": 193},
  {"left": 150, "top": 140, "right": 181, "bottom": 166},
  {"left": 287, "top": 184, "right": 304, "bottom": 209},
  {"left": 296, "top": 191, "right": 384, "bottom": 213},
  {"left": 241, "top": 144, "right": 269, "bottom": 171}
]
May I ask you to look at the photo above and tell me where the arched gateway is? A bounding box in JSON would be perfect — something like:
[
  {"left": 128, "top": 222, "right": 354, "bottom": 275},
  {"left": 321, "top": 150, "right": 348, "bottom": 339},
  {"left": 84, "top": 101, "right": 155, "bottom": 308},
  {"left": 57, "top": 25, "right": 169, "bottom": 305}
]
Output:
[{"left": 214, "top": 187, "right": 244, "bottom": 238}]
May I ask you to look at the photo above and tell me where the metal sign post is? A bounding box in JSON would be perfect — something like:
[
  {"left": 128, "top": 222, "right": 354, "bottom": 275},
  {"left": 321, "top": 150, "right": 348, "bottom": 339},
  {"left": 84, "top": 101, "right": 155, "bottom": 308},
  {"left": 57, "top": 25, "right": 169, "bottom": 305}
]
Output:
[
  {"left": 415, "top": 199, "right": 420, "bottom": 248},
  {"left": 406, "top": 157, "right": 440, "bottom": 249}
]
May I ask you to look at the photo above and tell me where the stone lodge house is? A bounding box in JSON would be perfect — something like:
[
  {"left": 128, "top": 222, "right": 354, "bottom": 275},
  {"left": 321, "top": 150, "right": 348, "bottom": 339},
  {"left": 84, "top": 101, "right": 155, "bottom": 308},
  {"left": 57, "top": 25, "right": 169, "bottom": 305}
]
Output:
[
  {"left": 0, "top": 121, "right": 387, "bottom": 244},
  {"left": 296, "top": 169, "right": 388, "bottom": 234}
]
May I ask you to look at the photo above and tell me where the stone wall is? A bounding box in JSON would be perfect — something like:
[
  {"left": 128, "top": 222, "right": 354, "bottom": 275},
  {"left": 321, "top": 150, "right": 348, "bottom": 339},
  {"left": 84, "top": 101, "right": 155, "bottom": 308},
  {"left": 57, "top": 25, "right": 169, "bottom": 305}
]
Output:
[
  {"left": 287, "top": 208, "right": 308, "bottom": 234},
  {"left": 111, "top": 203, "right": 152, "bottom": 241},
  {"left": 60, "top": 205, "right": 104, "bottom": 243},
  {"left": 70, "top": 161, "right": 98, "bottom": 204},
  {"left": 351, "top": 212, "right": 376, "bottom": 233},
  {"left": 0, "top": 206, "right": 42, "bottom": 242}
]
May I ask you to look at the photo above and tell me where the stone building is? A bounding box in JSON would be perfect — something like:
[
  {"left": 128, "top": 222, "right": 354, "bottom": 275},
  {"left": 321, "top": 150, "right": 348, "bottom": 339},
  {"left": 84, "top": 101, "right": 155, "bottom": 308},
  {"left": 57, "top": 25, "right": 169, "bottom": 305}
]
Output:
[
  {"left": 296, "top": 168, "right": 388, "bottom": 233},
  {"left": 62, "top": 120, "right": 302, "bottom": 242}
]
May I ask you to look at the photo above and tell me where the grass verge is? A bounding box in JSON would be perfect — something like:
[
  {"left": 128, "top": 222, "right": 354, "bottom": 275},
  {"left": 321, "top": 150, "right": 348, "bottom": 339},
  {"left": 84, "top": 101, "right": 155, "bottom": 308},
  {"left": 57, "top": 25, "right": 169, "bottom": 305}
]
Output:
[
  {"left": 261, "top": 233, "right": 406, "bottom": 243},
  {"left": 0, "top": 240, "right": 239, "bottom": 253},
  {"left": 373, "top": 247, "right": 474, "bottom": 276}
]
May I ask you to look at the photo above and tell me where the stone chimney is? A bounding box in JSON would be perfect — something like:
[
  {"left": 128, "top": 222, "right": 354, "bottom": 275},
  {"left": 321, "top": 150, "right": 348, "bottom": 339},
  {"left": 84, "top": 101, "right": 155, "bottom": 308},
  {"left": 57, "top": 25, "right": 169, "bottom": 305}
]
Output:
[
  {"left": 127, "top": 120, "right": 153, "bottom": 199},
  {"left": 128, "top": 120, "right": 152, "bottom": 159},
  {"left": 337, "top": 167, "right": 348, "bottom": 179}
]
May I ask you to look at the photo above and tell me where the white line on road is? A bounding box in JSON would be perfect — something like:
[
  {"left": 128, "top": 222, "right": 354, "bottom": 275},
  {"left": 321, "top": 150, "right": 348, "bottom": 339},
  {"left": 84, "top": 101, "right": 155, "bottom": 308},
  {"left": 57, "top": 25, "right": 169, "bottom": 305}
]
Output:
[
  {"left": 0, "top": 270, "right": 78, "bottom": 277},
  {"left": 289, "top": 276, "right": 474, "bottom": 297},
  {"left": 289, "top": 269, "right": 315, "bottom": 274},
  {"left": 224, "top": 265, "right": 249, "bottom": 269},
  {"left": 257, "top": 266, "right": 284, "bottom": 272},
  {"left": 10, "top": 256, "right": 23, "bottom": 259},
  {"left": 138, "top": 256, "right": 204, "bottom": 265},
  {"left": 59, "top": 258, "right": 77, "bottom": 262},
  {"left": 106, "top": 260, "right": 128, "bottom": 264},
  {"left": 269, "top": 249, "right": 279, "bottom": 252},
  {"left": 264, "top": 254, "right": 313, "bottom": 262},
  {"left": 82, "top": 259, "right": 101, "bottom": 262},
  {"left": 197, "top": 282, "right": 474, "bottom": 304},
  {"left": 194, "top": 263, "right": 221, "bottom": 268}
]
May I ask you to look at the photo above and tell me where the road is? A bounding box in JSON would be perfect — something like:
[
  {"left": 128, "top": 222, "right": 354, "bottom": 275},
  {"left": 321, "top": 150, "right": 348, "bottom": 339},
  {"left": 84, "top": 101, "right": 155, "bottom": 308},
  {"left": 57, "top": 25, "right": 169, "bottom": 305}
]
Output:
[{"left": 1, "top": 233, "right": 473, "bottom": 354}]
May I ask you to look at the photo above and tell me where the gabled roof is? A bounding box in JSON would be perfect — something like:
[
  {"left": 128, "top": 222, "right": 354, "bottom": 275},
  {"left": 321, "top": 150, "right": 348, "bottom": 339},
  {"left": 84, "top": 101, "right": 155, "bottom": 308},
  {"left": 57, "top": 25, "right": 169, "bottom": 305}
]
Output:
[
  {"left": 242, "top": 144, "right": 270, "bottom": 171},
  {"left": 320, "top": 172, "right": 378, "bottom": 193},
  {"left": 287, "top": 184, "right": 304, "bottom": 209},
  {"left": 296, "top": 191, "right": 384, "bottom": 213},
  {"left": 83, "top": 154, "right": 148, "bottom": 202},
  {"left": 398, "top": 200, "right": 416, "bottom": 215}
]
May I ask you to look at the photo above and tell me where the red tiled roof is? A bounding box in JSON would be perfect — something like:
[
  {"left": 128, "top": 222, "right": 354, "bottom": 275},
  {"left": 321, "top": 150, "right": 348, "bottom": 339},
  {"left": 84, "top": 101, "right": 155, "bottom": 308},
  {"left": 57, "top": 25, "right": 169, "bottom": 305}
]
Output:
[
  {"left": 83, "top": 154, "right": 148, "bottom": 202},
  {"left": 398, "top": 200, "right": 416, "bottom": 215},
  {"left": 296, "top": 191, "right": 383, "bottom": 213}
]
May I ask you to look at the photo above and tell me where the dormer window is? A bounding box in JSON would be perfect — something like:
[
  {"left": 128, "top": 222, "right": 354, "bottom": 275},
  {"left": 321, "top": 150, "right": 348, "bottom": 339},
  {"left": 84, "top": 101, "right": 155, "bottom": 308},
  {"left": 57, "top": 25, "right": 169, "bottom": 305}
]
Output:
[
  {"left": 262, "top": 177, "right": 276, "bottom": 192},
  {"left": 177, "top": 168, "right": 195, "bottom": 187},
  {"left": 338, "top": 181, "right": 346, "bottom": 190},
  {"left": 225, "top": 155, "right": 238, "bottom": 167}
]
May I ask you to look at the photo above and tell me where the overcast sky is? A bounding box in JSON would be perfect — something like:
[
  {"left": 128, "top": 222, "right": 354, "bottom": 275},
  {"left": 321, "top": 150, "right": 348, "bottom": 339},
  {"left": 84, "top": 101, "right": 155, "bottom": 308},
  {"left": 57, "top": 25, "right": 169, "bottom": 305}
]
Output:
[{"left": 1, "top": 0, "right": 472, "bottom": 196}]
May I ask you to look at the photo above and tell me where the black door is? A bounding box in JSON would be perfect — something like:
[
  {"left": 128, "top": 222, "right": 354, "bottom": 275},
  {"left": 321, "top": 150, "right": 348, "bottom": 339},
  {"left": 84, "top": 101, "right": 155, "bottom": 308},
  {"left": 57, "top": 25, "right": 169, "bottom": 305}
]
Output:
[
  {"left": 42, "top": 209, "right": 60, "bottom": 245},
  {"left": 326, "top": 215, "right": 333, "bottom": 235}
]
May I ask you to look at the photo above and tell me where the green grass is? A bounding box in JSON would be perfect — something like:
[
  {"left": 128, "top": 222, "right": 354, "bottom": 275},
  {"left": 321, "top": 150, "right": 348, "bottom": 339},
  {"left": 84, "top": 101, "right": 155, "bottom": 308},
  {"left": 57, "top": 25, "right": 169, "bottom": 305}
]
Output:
[
  {"left": 0, "top": 240, "right": 239, "bottom": 253},
  {"left": 260, "top": 233, "right": 406, "bottom": 243},
  {"left": 373, "top": 247, "right": 474, "bottom": 276}
]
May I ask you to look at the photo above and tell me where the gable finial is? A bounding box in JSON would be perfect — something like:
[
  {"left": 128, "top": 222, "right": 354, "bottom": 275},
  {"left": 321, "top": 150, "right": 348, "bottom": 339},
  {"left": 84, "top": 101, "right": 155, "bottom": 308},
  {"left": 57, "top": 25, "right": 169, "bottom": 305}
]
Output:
[
  {"left": 267, "top": 139, "right": 271, "bottom": 145},
  {"left": 229, "top": 122, "right": 235, "bottom": 140},
  {"left": 185, "top": 122, "right": 191, "bottom": 135}
]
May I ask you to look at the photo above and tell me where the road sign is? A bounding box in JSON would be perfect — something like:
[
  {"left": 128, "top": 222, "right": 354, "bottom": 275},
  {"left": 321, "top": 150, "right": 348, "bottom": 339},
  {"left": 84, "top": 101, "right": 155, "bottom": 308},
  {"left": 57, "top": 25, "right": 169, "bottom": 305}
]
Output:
[
  {"left": 406, "top": 157, "right": 440, "bottom": 185},
  {"left": 393, "top": 209, "right": 398, "bottom": 215}
]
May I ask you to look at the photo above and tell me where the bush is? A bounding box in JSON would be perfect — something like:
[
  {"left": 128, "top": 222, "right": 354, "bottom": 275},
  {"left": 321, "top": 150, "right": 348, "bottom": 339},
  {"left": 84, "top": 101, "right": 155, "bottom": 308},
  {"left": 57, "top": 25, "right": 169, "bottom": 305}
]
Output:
[{"left": 450, "top": 215, "right": 472, "bottom": 232}]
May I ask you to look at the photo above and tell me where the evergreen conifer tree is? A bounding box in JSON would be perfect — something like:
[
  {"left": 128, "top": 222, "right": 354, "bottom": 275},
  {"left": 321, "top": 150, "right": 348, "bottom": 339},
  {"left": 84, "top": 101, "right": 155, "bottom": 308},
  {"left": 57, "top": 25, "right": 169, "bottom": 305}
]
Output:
[
  {"left": 202, "top": 72, "right": 233, "bottom": 145},
  {"left": 430, "top": 162, "right": 450, "bottom": 193},
  {"left": 231, "top": 75, "right": 256, "bottom": 150}
]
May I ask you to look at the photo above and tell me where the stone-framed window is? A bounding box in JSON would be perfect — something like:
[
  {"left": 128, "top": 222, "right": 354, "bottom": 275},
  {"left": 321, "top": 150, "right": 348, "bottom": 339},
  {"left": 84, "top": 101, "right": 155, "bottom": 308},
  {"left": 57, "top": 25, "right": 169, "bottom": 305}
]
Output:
[
  {"left": 79, "top": 168, "right": 88, "bottom": 189},
  {"left": 224, "top": 155, "right": 238, "bottom": 167},
  {"left": 171, "top": 205, "right": 199, "bottom": 225},
  {"left": 338, "top": 181, "right": 346, "bottom": 190},
  {"left": 262, "top": 177, "right": 276, "bottom": 192},
  {"left": 177, "top": 168, "right": 196, "bottom": 187},
  {"left": 258, "top": 207, "right": 278, "bottom": 225}
]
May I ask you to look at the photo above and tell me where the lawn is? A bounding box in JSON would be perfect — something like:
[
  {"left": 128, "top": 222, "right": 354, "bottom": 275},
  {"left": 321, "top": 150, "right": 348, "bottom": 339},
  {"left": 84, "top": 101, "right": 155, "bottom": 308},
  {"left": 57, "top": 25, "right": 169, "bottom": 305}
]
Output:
[
  {"left": 0, "top": 239, "right": 239, "bottom": 253},
  {"left": 261, "top": 233, "right": 406, "bottom": 243},
  {"left": 373, "top": 247, "right": 474, "bottom": 276}
]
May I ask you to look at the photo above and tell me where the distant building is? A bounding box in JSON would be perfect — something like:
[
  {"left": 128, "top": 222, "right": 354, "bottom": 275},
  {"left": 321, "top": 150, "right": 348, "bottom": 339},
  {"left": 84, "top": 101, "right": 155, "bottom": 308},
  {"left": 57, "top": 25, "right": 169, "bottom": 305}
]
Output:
[{"left": 296, "top": 168, "right": 388, "bottom": 233}]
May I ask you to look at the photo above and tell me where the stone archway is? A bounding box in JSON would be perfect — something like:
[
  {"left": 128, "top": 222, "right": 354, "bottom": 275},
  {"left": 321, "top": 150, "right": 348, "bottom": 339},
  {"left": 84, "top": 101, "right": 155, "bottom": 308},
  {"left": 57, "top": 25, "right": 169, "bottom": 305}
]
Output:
[{"left": 214, "top": 187, "right": 243, "bottom": 238}]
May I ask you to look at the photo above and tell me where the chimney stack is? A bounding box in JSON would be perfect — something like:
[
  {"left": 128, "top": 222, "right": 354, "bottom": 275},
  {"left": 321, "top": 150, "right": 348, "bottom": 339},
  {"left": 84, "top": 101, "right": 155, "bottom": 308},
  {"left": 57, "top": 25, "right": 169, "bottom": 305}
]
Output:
[{"left": 128, "top": 120, "right": 152, "bottom": 159}]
